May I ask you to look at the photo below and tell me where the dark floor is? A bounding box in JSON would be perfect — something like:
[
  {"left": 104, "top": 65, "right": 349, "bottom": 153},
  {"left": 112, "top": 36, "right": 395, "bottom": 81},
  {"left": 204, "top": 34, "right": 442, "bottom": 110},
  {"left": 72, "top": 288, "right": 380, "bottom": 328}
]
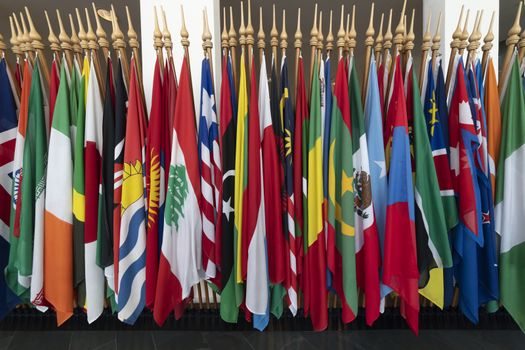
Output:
[{"left": 0, "top": 330, "right": 523, "bottom": 350}]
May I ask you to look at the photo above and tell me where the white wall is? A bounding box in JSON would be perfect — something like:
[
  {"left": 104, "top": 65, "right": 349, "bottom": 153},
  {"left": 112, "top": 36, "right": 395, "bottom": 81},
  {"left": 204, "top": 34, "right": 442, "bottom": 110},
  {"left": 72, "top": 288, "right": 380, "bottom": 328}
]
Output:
[
  {"left": 140, "top": 0, "right": 221, "bottom": 114},
  {"left": 423, "top": 0, "right": 499, "bottom": 76}
]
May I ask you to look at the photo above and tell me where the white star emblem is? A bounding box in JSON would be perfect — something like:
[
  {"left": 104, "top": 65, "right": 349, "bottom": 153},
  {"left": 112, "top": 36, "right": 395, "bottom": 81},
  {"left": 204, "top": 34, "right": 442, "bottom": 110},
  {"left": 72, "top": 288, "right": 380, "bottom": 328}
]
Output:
[
  {"left": 222, "top": 197, "right": 234, "bottom": 221},
  {"left": 374, "top": 160, "right": 387, "bottom": 178}
]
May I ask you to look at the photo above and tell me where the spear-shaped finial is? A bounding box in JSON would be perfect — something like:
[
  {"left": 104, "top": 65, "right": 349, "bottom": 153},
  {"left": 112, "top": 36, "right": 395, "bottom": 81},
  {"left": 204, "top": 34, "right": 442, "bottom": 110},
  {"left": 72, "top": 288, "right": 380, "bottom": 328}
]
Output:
[
  {"left": 336, "top": 5, "right": 345, "bottom": 53},
  {"left": 317, "top": 11, "right": 324, "bottom": 51},
  {"left": 431, "top": 12, "right": 442, "bottom": 73},
  {"left": 57, "top": 10, "right": 73, "bottom": 53},
  {"left": 363, "top": 2, "right": 375, "bottom": 99},
  {"left": 344, "top": 12, "right": 350, "bottom": 52},
  {"left": 246, "top": 0, "right": 254, "bottom": 47},
  {"left": 126, "top": 6, "right": 139, "bottom": 50},
  {"left": 459, "top": 9, "right": 470, "bottom": 54},
  {"left": 180, "top": 5, "right": 190, "bottom": 49},
  {"left": 326, "top": 10, "right": 334, "bottom": 52},
  {"left": 161, "top": 6, "right": 173, "bottom": 55},
  {"left": 25, "top": 7, "right": 43, "bottom": 50},
  {"left": 482, "top": 11, "right": 495, "bottom": 72},
  {"left": 422, "top": 13, "right": 432, "bottom": 55},
  {"left": 222, "top": 7, "right": 229, "bottom": 49},
  {"left": 20, "top": 12, "right": 33, "bottom": 53},
  {"left": 76, "top": 8, "right": 88, "bottom": 51},
  {"left": 294, "top": 8, "right": 302, "bottom": 50},
  {"left": 257, "top": 7, "right": 265, "bottom": 50},
  {"left": 348, "top": 5, "right": 357, "bottom": 52},
  {"left": 9, "top": 16, "right": 21, "bottom": 56},
  {"left": 111, "top": 5, "right": 127, "bottom": 51},
  {"left": 153, "top": 6, "right": 163, "bottom": 52},
  {"left": 310, "top": 3, "right": 318, "bottom": 48},
  {"left": 85, "top": 7, "right": 99, "bottom": 51},
  {"left": 69, "top": 14, "right": 82, "bottom": 59},
  {"left": 405, "top": 9, "right": 415, "bottom": 54},
  {"left": 468, "top": 10, "right": 483, "bottom": 55},
  {"left": 280, "top": 9, "right": 288, "bottom": 50},
  {"left": 383, "top": 9, "right": 393, "bottom": 52},
  {"left": 500, "top": 1, "right": 522, "bottom": 92},
  {"left": 239, "top": 1, "right": 246, "bottom": 46},
  {"left": 45, "top": 10, "right": 61, "bottom": 54},
  {"left": 0, "top": 33, "right": 5, "bottom": 53},
  {"left": 203, "top": 8, "right": 213, "bottom": 51},
  {"left": 271, "top": 4, "right": 278, "bottom": 49},
  {"left": 446, "top": 6, "right": 465, "bottom": 91},
  {"left": 229, "top": 6, "right": 237, "bottom": 49},
  {"left": 365, "top": 3, "right": 375, "bottom": 50},
  {"left": 13, "top": 14, "right": 25, "bottom": 54},
  {"left": 393, "top": 0, "right": 406, "bottom": 53},
  {"left": 375, "top": 13, "right": 384, "bottom": 62},
  {"left": 93, "top": 3, "right": 109, "bottom": 59}
]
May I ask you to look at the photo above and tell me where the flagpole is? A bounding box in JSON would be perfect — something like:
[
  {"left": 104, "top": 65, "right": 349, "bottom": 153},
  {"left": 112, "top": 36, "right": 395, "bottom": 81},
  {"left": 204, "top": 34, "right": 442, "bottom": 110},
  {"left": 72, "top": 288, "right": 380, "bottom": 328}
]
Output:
[
  {"left": 85, "top": 8, "right": 104, "bottom": 95},
  {"left": 76, "top": 8, "right": 89, "bottom": 59},
  {"left": 445, "top": 6, "right": 464, "bottom": 93},
  {"left": 271, "top": 5, "right": 279, "bottom": 78},
  {"left": 309, "top": 3, "right": 318, "bottom": 89},
  {"left": 404, "top": 10, "right": 415, "bottom": 62},
  {"left": 337, "top": 5, "right": 345, "bottom": 60},
  {"left": 246, "top": 0, "right": 255, "bottom": 74},
  {"left": 326, "top": 10, "right": 333, "bottom": 62},
  {"left": 25, "top": 8, "right": 50, "bottom": 87},
  {"left": 458, "top": 10, "right": 471, "bottom": 58},
  {"left": 348, "top": 6, "right": 356, "bottom": 57},
  {"left": 111, "top": 6, "right": 130, "bottom": 86},
  {"left": 499, "top": 2, "right": 522, "bottom": 96},
  {"left": 430, "top": 12, "right": 441, "bottom": 75},
  {"left": 238, "top": 1, "right": 246, "bottom": 74},
  {"left": 228, "top": 6, "right": 238, "bottom": 92},
  {"left": 382, "top": 9, "right": 392, "bottom": 76},
  {"left": 344, "top": 12, "right": 350, "bottom": 58},
  {"left": 126, "top": 5, "right": 144, "bottom": 97},
  {"left": 375, "top": 13, "right": 384, "bottom": 65},
  {"left": 162, "top": 6, "right": 174, "bottom": 60},
  {"left": 294, "top": 8, "right": 301, "bottom": 99},
  {"left": 56, "top": 10, "right": 74, "bottom": 72},
  {"left": 153, "top": 6, "right": 165, "bottom": 74},
  {"left": 481, "top": 11, "right": 495, "bottom": 75},
  {"left": 317, "top": 11, "right": 324, "bottom": 63},
  {"left": 281, "top": 9, "right": 288, "bottom": 66},
  {"left": 392, "top": 0, "right": 406, "bottom": 59},
  {"left": 92, "top": 3, "right": 110, "bottom": 62},
  {"left": 45, "top": 11, "right": 62, "bottom": 61},
  {"left": 9, "top": 16, "right": 22, "bottom": 70},
  {"left": 19, "top": 12, "right": 35, "bottom": 65},
  {"left": 519, "top": 24, "right": 525, "bottom": 62},
  {"left": 204, "top": 8, "right": 215, "bottom": 89},
  {"left": 363, "top": 3, "right": 375, "bottom": 99},
  {"left": 419, "top": 12, "right": 431, "bottom": 92},
  {"left": 69, "top": 14, "right": 83, "bottom": 66},
  {"left": 466, "top": 11, "right": 482, "bottom": 68},
  {"left": 258, "top": 6, "right": 265, "bottom": 79}
]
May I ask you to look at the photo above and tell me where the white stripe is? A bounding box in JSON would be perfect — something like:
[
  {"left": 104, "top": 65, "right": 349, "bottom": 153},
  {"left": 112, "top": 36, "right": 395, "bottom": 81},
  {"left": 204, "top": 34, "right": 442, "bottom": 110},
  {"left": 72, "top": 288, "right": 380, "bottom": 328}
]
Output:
[
  {"left": 289, "top": 251, "right": 297, "bottom": 274},
  {"left": 415, "top": 190, "right": 443, "bottom": 267},
  {"left": 0, "top": 128, "right": 17, "bottom": 143},
  {"left": 439, "top": 189, "right": 454, "bottom": 196},
  {"left": 117, "top": 266, "right": 146, "bottom": 322},
  {"left": 432, "top": 148, "right": 447, "bottom": 157},
  {"left": 202, "top": 215, "right": 215, "bottom": 242},
  {"left": 85, "top": 241, "right": 105, "bottom": 323},
  {"left": 201, "top": 178, "right": 214, "bottom": 205},
  {"left": 287, "top": 287, "right": 298, "bottom": 316},
  {"left": 114, "top": 140, "right": 124, "bottom": 160}
]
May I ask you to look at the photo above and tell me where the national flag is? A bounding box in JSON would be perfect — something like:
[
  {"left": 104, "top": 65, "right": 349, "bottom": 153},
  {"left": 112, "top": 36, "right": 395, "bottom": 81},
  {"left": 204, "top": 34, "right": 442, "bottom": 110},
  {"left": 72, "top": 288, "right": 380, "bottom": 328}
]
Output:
[
  {"left": 382, "top": 55, "right": 419, "bottom": 334},
  {"left": 72, "top": 57, "right": 88, "bottom": 307},
  {"left": 218, "top": 52, "right": 241, "bottom": 323},
  {"left": 496, "top": 55, "right": 525, "bottom": 333},
  {"left": 305, "top": 55, "right": 327, "bottom": 331},
  {"left": 84, "top": 57, "right": 106, "bottom": 323},
  {"left": 278, "top": 54, "right": 295, "bottom": 316},
  {"left": 349, "top": 56, "right": 381, "bottom": 325},
  {"left": 364, "top": 56, "right": 390, "bottom": 303},
  {"left": 146, "top": 57, "right": 166, "bottom": 308},
  {"left": 198, "top": 57, "right": 221, "bottom": 285},
  {"left": 484, "top": 55, "right": 501, "bottom": 199},
  {"left": 44, "top": 58, "right": 74, "bottom": 325},
  {"left": 0, "top": 57, "right": 20, "bottom": 319},
  {"left": 164, "top": 57, "right": 178, "bottom": 148},
  {"left": 407, "top": 56, "right": 452, "bottom": 310},
  {"left": 48, "top": 58, "right": 60, "bottom": 130},
  {"left": 322, "top": 54, "right": 333, "bottom": 256},
  {"left": 112, "top": 58, "right": 128, "bottom": 294},
  {"left": 153, "top": 55, "right": 202, "bottom": 326}
]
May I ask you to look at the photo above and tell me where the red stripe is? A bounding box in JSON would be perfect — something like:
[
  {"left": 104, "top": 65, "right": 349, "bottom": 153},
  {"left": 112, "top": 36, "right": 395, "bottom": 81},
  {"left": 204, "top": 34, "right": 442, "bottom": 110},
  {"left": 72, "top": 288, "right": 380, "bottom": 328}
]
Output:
[{"left": 84, "top": 141, "right": 101, "bottom": 244}]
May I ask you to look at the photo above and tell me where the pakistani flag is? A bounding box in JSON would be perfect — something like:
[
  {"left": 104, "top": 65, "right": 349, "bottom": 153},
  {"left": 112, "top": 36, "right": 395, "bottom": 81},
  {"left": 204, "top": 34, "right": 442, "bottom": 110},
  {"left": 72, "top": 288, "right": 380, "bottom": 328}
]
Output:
[{"left": 495, "top": 56, "right": 525, "bottom": 332}]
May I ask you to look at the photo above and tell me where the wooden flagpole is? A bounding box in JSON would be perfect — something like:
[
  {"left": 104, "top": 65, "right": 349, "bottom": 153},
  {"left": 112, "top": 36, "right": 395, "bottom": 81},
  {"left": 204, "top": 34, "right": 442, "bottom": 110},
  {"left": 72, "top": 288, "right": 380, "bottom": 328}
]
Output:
[
  {"left": 419, "top": 12, "right": 431, "bottom": 91},
  {"left": 258, "top": 7, "right": 265, "bottom": 75},
  {"left": 375, "top": 13, "right": 384, "bottom": 65},
  {"left": 19, "top": 12, "right": 35, "bottom": 63},
  {"left": 344, "top": 12, "right": 350, "bottom": 56},
  {"left": 45, "top": 11, "right": 62, "bottom": 60},
  {"left": 405, "top": 10, "right": 415, "bottom": 60},
  {"left": 229, "top": 6, "right": 238, "bottom": 90},
  {"left": 222, "top": 7, "right": 229, "bottom": 58},
  {"left": 161, "top": 6, "right": 174, "bottom": 59},
  {"left": 239, "top": 1, "right": 246, "bottom": 71},
  {"left": 392, "top": 0, "right": 407, "bottom": 58},
  {"left": 458, "top": 10, "right": 471, "bottom": 56},
  {"left": 9, "top": 16, "right": 22, "bottom": 66},
  {"left": 111, "top": 6, "right": 130, "bottom": 86},
  {"left": 337, "top": 5, "right": 345, "bottom": 60},
  {"left": 445, "top": 5, "right": 464, "bottom": 93},
  {"left": 126, "top": 5, "right": 143, "bottom": 91},
  {"left": 76, "top": 8, "right": 89, "bottom": 57},
  {"left": 499, "top": 1, "right": 522, "bottom": 96},
  {"left": 431, "top": 12, "right": 441, "bottom": 75},
  {"left": 294, "top": 8, "right": 302, "bottom": 96},
  {"left": 25, "top": 7, "right": 50, "bottom": 87},
  {"left": 69, "top": 14, "right": 83, "bottom": 66},
  {"left": 363, "top": 3, "right": 375, "bottom": 98},
  {"left": 519, "top": 21, "right": 525, "bottom": 62},
  {"left": 246, "top": 0, "right": 255, "bottom": 73},
  {"left": 382, "top": 9, "right": 392, "bottom": 71},
  {"left": 271, "top": 5, "right": 279, "bottom": 78},
  {"left": 481, "top": 11, "right": 495, "bottom": 75},
  {"left": 153, "top": 6, "right": 165, "bottom": 73},
  {"left": 317, "top": 11, "right": 323, "bottom": 63},
  {"left": 348, "top": 6, "right": 356, "bottom": 57},
  {"left": 309, "top": 3, "right": 318, "bottom": 88},
  {"left": 92, "top": 3, "right": 110, "bottom": 62},
  {"left": 13, "top": 14, "right": 27, "bottom": 63},
  {"left": 467, "top": 11, "right": 483, "bottom": 67},
  {"left": 281, "top": 9, "right": 288, "bottom": 63},
  {"left": 203, "top": 9, "right": 215, "bottom": 91},
  {"left": 56, "top": 10, "right": 74, "bottom": 71},
  {"left": 85, "top": 7, "right": 104, "bottom": 95}
]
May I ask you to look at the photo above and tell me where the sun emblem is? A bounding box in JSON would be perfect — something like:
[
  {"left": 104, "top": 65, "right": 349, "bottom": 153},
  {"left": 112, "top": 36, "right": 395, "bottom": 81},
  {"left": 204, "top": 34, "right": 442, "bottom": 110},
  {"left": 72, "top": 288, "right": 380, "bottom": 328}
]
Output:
[
  {"left": 121, "top": 160, "right": 144, "bottom": 213},
  {"left": 147, "top": 149, "right": 161, "bottom": 228}
]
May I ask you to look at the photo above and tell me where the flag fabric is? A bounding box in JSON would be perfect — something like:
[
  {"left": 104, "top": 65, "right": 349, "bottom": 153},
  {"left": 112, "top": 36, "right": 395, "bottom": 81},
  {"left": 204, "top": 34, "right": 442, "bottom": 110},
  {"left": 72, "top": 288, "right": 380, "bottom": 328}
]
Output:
[
  {"left": 496, "top": 55, "right": 525, "bottom": 332},
  {"left": 48, "top": 58, "right": 60, "bottom": 130},
  {"left": 118, "top": 58, "right": 147, "bottom": 325},
  {"left": 154, "top": 55, "right": 202, "bottom": 326},
  {"left": 260, "top": 51, "right": 286, "bottom": 318},
  {"left": 44, "top": 58, "right": 74, "bottom": 325},
  {"left": 0, "top": 58, "right": 20, "bottom": 319},
  {"left": 146, "top": 57, "right": 165, "bottom": 308},
  {"left": 382, "top": 55, "right": 419, "bottom": 334},
  {"left": 484, "top": 55, "right": 501, "bottom": 199},
  {"left": 364, "top": 56, "right": 390, "bottom": 302},
  {"left": 279, "top": 54, "right": 296, "bottom": 316},
  {"left": 21, "top": 59, "right": 47, "bottom": 310},
  {"left": 84, "top": 57, "right": 106, "bottom": 323},
  {"left": 305, "top": 55, "right": 328, "bottom": 331},
  {"left": 5, "top": 60, "right": 32, "bottom": 301},
  {"left": 72, "top": 57, "right": 88, "bottom": 307},
  {"left": 407, "top": 56, "right": 452, "bottom": 310},
  {"left": 198, "top": 57, "right": 221, "bottom": 284},
  {"left": 349, "top": 57, "right": 381, "bottom": 325},
  {"left": 218, "top": 52, "right": 241, "bottom": 323},
  {"left": 323, "top": 54, "right": 333, "bottom": 256},
  {"left": 112, "top": 58, "right": 128, "bottom": 294},
  {"left": 164, "top": 57, "right": 178, "bottom": 147}
]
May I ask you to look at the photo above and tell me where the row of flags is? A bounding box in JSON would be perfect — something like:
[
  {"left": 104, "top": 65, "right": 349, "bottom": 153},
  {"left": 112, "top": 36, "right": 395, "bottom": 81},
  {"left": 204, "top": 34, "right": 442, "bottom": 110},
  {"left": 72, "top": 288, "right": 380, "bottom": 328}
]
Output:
[{"left": 0, "top": 37, "right": 524, "bottom": 334}]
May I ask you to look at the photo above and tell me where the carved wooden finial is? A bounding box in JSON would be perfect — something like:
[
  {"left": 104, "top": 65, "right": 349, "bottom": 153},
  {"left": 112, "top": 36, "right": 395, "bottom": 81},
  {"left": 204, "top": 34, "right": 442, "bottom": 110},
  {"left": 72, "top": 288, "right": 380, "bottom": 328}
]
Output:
[
  {"left": 257, "top": 7, "right": 265, "bottom": 50},
  {"left": 348, "top": 5, "right": 357, "bottom": 50},
  {"left": 459, "top": 9, "right": 470, "bottom": 52},
  {"left": 246, "top": 0, "right": 254, "bottom": 46},
  {"left": 336, "top": 5, "right": 345, "bottom": 50},
  {"left": 239, "top": 1, "right": 246, "bottom": 46},
  {"left": 405, "top": 9, "right": 415, "bottom": 53},
  {"left": 317, "top": 11, "right": 323, "bottom": 50},
  {"left": 468, "top": 11, "right": 482, "bottom": 52},
  {"left": 294, "top": 8, "right": 302, "bottom": 49},
  {"left": 344, "top": 13, "right": 350, "bottom": 51},
  {"left": 451, "top": 5, "right": 464, "bottom": 50},
  {"left": 271, "top": 4, "right": 278, "bottom": 48},
  {"left": 203, "top": 8, "right": 213, "bottom": 51},
  {"left": 393, "top": 0, "right": 406, "bottom": 51},
  {"left": 20, "top": 12, "right": 32, "bottom": 52},
  {"left": 422, "top": 12, "right": 432, "bottom": 53},
  {"left": 228, "top": 6, "right": 237, "bottom": 48},
  {"left": 9, "top": 16, "right": 21, "bottom": 55},
  {"left": 326, "top": 10, "right": 334, "bottom": 52},
  {"left": 506, "top": 2, "right": 522, "bottom": 47},
  {"left": 180, "top": 5, "right": 190, "bottom": 48},
  {"left": 0, "top": 33, "right": 5, "bottom": 52},
  {"left": 25, "top": 7, "right": 44, "bottom": 50},
  {"left": 69, "top": 14, "right": 82, "bottom": 55},
  {"left": 12, "top": 14, "right": 24, "bottom": 53},
  {"left": 375, "top": 13, "right": 384, "bottom": 58},
  {"left": 432, "top": 12, "right": 442, "bottom": 52},
  {"left": 112, "top": 5, "right": 127, "bottom": 50},
  {"left": 45, "top": 10, "right": 61, "bottom": 53},
  {"left": 153, "top": 6, "right": 163, "bottom": 51},
  {"left": 57, "top": 10, "right": 72, "bottom": 52},
  {"left": 75, "top": 9, "right": 88, "bottom": 50},
  {"left": 126, "top": 6, "right": 139, "bottom": 50},
  {"left": 93, "top": 3, "right": 109, "bottom": 51},
  {"left": 280, "top": 9, "right": 288, "bottom": 50},
  {"left": 384, "top": 9, "right": 393, "bottom": 50},
  {"left": 161, "top": 6, "right": 173, "bottom": 52},
  {"left": 222, "top": 7, "right": 229, "bottom": 49},
  {"left": 85, "top": 8, "right": 99, "bottom": 50},
  {"left": 482, "top": 11, "right": 495, "bottom": 52},
  {"left": 310, "top": 3, "right": 318, "bottom": 48},
  {"left": 365, "top": 3, "right": 375, "bottom": 50}
]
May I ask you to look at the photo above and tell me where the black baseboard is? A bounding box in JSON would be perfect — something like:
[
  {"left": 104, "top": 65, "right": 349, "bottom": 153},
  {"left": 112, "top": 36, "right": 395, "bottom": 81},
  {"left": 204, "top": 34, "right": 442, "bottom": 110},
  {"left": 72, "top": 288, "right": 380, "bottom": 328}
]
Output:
[{"left": 0, "top": 307, "right": 519, "bottom": 331}]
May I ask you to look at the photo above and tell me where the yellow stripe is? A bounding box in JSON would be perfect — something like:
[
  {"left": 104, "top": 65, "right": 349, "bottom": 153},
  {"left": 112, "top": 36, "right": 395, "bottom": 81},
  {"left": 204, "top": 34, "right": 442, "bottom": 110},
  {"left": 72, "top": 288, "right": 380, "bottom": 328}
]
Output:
[
  {"left": 307, "top": 137, "right": 324, "bottom": 247},
  {"left": 73, "top": 190, "right": 85, "bottom": 222}
]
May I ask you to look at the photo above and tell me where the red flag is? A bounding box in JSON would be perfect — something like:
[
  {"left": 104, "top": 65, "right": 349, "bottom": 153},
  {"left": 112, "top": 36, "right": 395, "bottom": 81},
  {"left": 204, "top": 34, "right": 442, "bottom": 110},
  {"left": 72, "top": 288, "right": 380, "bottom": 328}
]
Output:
[{"left": 48, "top": 58, "right": 60, "bottom": 129}]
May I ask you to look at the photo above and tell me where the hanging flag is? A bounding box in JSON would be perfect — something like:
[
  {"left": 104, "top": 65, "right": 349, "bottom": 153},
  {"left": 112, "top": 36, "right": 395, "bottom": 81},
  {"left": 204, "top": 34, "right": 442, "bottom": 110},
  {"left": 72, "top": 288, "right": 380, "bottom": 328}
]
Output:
[
  {"left": 44, "top": 58, "right": 74, "bottom": 325},
  {"left": 496, "top": 55, "right": 525, "bottom": 333},
  {"left": 322, "top": 53, "right": 333, "bottom": 255},
  {"left": 218, "top": 53, "right": 241, "bottom": 323},
  {"left": 278, "top": 54, "right": 295, "bottom": 316},
  {"left": 364, "top": 56, "right": 390, "bottom": 303},
  {"left": 305, "top": 55, "right": 328, "bottom": 331},
  {"left": 407, "top": 56, "right": 452, "bottom": 310},
  {"left": 484, "top": 55, "right": 501, "bottom": 199},
  {"left": 48, "top": 58, "right": 60, "bottom": 130},
  {"left": 198, "top": 57, "right": 221, "bottom": 284},
  {"left": 327, "top": 55, "right": 356, "bottom": 325},
  {"left": 0, "top": 58, "right": 20, "bottom": 319},
  {"left": 146, "top": 57, "right": 165, "bottom": 308},
  {"left": 72, "top": 57, "right": 88, "bottom": 307},
  {"left": 98, "top": 58, "right": 116, "bottom": 306},
  {"left": 112, "top": 58, "right": 128, "bottom": 295},
  {"left": 84, "top": 57, "right": 106, "bottom": 323},
  {"left": 349, "top": 57, "right": 381, "bottom": 325},
  {"left": 382, "top": 55, "right": 419, "bottom": 334},
  {"left": 164, "top": 56, "right": 178, "bottom": 147},
  {"left": 5, "top": 60, "right": 32, "bottom": 301},
  {"left": 154, "top": 55, "right": 202, "bottom": 326},
  {"left": 118, "top": 58, "right": 147, "bottom": 325}
]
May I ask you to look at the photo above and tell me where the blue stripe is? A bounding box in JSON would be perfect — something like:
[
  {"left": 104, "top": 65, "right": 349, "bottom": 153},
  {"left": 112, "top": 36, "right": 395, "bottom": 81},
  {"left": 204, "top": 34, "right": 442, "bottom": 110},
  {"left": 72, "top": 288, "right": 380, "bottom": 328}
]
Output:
[
  {"left": 120, "top": 281, "right": 146, "bottom": 325},
  {"left": 117, "top": 249, "right": 146, "bottom": 313},
  {"left": 119, "top": 206, "right": 146, "bottom": 261}
]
